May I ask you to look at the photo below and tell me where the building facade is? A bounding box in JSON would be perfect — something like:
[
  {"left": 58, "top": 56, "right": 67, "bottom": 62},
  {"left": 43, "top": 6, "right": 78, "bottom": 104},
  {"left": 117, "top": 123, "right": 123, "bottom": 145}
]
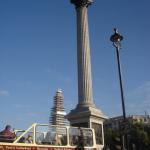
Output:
[{"left": 104, "top": 115, "right": 150, "bottom": 130}]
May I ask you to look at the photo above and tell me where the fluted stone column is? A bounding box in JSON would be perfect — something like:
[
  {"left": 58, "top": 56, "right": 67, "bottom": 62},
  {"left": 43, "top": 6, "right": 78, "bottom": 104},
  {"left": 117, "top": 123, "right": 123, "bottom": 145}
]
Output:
[
  {"left": 67, "top": 1, "right": 107, "bottom": 136},
  {"left": 72, "top": 0, "right": 94, "bottom": 107}
]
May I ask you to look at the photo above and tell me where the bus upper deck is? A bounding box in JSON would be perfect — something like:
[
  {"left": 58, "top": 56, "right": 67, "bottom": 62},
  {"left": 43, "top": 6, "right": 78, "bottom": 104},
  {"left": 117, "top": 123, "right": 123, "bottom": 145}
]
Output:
[{"left": 0, "top": 123, "right": 98, "bottom": 150}]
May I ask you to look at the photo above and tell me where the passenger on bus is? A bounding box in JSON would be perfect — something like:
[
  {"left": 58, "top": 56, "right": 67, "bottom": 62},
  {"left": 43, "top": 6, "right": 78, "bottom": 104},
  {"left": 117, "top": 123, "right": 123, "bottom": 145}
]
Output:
[
  {"left": 54, "top": 134, "right": 62, "bottom": 145},
  {"left": 18, "top": 137, "right": 26, "bottom": 143},
  {"left": 25, "top": 135, "right": 33, "bottom": 143},
  {"left": 61, "top": 135, "right": 67, "bottom": 145},
  {"left": 43, "top": 131, "right": 52, "bottom": 144},
  {"left": 0, "top": 125, "right": 16, "bottom": 139}
]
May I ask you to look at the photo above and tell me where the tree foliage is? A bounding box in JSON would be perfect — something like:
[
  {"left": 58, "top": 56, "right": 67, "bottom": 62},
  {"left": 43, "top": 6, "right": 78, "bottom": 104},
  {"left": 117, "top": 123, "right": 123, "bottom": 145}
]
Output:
[{"left": 104, "top": 122, "right": 150, "bottom": 150}]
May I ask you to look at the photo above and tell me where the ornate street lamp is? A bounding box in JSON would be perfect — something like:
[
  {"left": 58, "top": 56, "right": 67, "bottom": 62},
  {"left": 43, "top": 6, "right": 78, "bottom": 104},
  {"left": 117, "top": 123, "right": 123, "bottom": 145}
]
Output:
[{"left": 110, "top": 28, "right": 127, "bottom": 150}]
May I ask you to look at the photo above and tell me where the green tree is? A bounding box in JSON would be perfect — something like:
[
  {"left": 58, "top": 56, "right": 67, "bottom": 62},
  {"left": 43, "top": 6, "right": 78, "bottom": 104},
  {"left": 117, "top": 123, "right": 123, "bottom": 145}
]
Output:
[
  {"left": 104, "top": 128, "right": 121, "bottom": 150},
  {"left": 128, "top": 123, "right": 149, "bottom": 150},
  {"left": 104, "top": 122, "right": 150, "bottom": 150}
]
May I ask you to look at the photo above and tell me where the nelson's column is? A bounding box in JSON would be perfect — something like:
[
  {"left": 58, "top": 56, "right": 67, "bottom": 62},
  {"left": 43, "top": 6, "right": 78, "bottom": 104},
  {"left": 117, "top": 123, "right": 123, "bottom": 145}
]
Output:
[{"left": 66, "top": 0, "right": 107, "bottom": 147}]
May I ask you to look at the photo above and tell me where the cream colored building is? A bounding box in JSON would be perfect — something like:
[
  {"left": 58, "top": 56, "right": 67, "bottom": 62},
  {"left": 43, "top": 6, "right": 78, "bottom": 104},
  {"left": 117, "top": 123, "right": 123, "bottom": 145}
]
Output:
[{"left": 104, "top": 115, "right": 150, "bottom": 130}]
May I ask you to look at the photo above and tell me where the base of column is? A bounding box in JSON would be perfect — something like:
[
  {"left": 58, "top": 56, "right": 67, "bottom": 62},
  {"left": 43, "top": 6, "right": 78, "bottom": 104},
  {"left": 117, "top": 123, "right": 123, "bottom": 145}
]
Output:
[
  {"left": 66, "top": 105, "right": 107, "bottom": 149},
  {"left": 66, "top": 104, "right": 107, "bottom": 127}
]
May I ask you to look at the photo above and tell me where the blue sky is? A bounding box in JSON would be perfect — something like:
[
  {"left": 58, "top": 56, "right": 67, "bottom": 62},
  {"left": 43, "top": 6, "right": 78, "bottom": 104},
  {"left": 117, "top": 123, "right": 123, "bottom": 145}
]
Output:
[{"left": 0, "top": 0, "right": 150, "bottom": 129}]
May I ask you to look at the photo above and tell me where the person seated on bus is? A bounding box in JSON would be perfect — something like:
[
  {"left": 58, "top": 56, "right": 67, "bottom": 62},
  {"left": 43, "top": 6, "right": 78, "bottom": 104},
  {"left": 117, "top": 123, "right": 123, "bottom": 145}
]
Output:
[
  {"left": 18, "top": 137, "right": 26, "bottom": 143},
  {"left": 0, "top": 125, "right": 16, "bottom": 141},
  {"left": 61, "top": 135, "right": 67, "bottom": 145},
  {"left": 25, "top": 135, "right": 33, "bottom": 143},
  {"left": 70, "top": 135, "right": 78, "bottom": 146},
  {"left": 54, "top": 134, "right": 62, "bottom": 146},
  {"left": 42, "top": 131, "right": 52, "bottom": 144}
]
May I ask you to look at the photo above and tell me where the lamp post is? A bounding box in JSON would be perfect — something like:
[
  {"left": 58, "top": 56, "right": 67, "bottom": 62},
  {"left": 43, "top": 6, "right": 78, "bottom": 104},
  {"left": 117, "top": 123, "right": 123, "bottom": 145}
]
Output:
[{"left": 110, "top": 28, "right": 127, "bottom": 150}]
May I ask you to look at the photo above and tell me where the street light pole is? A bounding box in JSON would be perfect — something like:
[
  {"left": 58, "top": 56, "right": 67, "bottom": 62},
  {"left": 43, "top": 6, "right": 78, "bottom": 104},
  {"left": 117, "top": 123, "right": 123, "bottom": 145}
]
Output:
[
  {"left": 110, "top": 28, "right": 127, "bottom": 150},
  {"left": 115, "top": 45, "right": 126, "bottom": 120}
]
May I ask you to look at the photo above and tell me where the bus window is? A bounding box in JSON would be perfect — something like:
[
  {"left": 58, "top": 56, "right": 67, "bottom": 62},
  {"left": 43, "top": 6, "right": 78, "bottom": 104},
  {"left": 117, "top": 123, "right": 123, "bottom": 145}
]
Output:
[
  {"left": 82, "top": 129, "right": 93, "bottom": 147},
  {"left": 17, "top": 127, "right": 34, "bottom": 144},
  {"left": 92, "top": 123, "right": 103, "bottom": 145},
  {"left": 36, "top": 125, "right": 67, "bottom": 146},
  {"left": 69, "top": 127, "right": 93, "bottom": 147},
  {"left": 69, "top": 128, "right": 79, "bottom": 146}
]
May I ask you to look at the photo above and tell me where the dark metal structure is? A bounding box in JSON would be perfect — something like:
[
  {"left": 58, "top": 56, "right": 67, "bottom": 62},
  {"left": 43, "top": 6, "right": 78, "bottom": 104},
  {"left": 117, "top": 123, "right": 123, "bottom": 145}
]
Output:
[{"left": 110, "top": 28, "right": 127, "bottom": 150}]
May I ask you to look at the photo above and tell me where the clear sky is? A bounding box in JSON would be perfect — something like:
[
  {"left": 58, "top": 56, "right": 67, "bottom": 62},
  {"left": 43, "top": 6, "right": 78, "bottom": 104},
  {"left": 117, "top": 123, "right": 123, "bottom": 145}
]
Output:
[{"left": 0, "top": 0, "right": 150, "bottom": 129}]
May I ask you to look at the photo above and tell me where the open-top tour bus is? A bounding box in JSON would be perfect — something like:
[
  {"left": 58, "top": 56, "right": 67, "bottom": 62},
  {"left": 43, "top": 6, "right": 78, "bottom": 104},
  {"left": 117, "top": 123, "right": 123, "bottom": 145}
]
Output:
[{"left": 0, "top": 123, "right": 104, "bottom": 150}]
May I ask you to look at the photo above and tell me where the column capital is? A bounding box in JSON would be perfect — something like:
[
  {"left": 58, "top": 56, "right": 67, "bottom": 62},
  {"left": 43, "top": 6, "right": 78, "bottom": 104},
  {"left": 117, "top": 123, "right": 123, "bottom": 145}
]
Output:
[{"left": 71, "top": 0, "right": 93, "bottom": 8}]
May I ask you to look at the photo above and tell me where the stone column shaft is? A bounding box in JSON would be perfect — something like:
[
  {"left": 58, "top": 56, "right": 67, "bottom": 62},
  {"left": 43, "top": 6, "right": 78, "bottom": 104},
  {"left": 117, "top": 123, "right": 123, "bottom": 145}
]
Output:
[
  {"left": 76, "top": 6, "right": 94, "bottom": 106},
  {"left": 66, "top": 1, "right": 107, "bottom": 135}
]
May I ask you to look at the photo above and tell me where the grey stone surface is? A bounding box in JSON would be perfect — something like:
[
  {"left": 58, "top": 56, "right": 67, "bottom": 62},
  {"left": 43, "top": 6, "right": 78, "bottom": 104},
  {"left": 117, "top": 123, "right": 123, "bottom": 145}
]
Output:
[{"left": 77, "top": 6, "right": 94, "bottom": 107}]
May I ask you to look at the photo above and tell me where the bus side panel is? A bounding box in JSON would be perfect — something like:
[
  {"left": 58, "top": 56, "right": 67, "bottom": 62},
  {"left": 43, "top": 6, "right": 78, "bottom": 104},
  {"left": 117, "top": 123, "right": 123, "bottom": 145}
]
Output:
[{"left": 0, "top": 144, "right": 97, "bottom": 150}]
